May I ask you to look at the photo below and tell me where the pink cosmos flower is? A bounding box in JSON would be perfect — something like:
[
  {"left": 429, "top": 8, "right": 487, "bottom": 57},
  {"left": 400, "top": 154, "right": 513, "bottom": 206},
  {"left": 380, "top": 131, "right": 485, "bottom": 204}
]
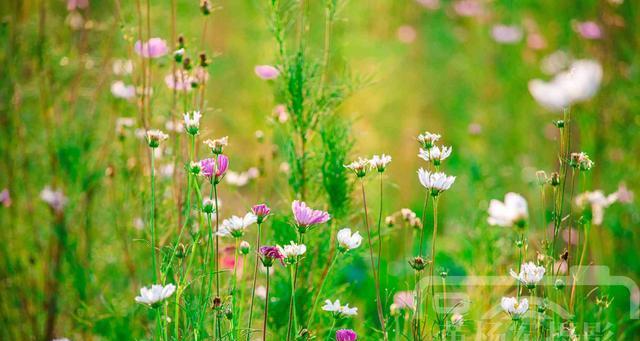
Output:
[
  {"left": 397, "top": 25, "right": 417, "bottom": 44},
  {"left": 0, "top": 189, "right": 11, "bottom": 207},
  {"left": 134, "top": 38, "right": 169, "bottom": 58},
  {"left": 252, "top": 204, "right": 271, "bottom": 223},
  {"left": 394, "top": 291, "right": 416, "bottom": 310},
  {"left": 574, "top": 21, "right": 602, "bottom": 40},
  {"left": 491, "top": 25, "right": 523, "bottom": 44},
  {"left": 200, "top": 155, "right": 229, "bottom": 183},
  {"left": 453, "top": 0, "right": 482, "bottom": 17},
  {"left": 292, "top": 200, "right": 331, "bottom": 232},
  {"left": 336, "top": 329, "right": 357, "bottom": 341},
  {"left": 254, "top": 65, "right": 280, "bottom": 80},
  {"left": 259, "top": 246, "right": 284, "bottom": 267},
  {"left": 67, "top": 0, "right": 89, "bottom": 11}
]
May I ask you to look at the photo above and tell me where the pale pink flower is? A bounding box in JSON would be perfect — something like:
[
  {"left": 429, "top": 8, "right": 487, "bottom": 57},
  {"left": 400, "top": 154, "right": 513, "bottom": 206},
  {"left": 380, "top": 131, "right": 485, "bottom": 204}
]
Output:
[
  {"left": 397, "top": 25, "right": 417, "bottom": 44},
  {"left": 67, "top": 0, "right": 89, "bottom": 11},
  {"left": 491, "top": 25, "right": 523, "bottom": 44},
  {"left": 134, "top": 38, "right": 169, "bottom": 58},
  {"left": 0, "top": 189, "right": 11, "bottom": 207},
  {"left": 165, "top": 71, "right": 193, "bottom": 92},
  {"left": 292, "top": 200, "right": 331, "bottom": 231},
  {"left": 416, "top": 0, "right": 439, "bottom": 10},
  {"left": 393, "top": 291, "right": 416, "bottom": 310},
  {"left": 254, "top": 65, "right": 280, "bottom": 80},
  {"left": 453, "top": 0, "right": 482, "bottom": 17},
  {"left": 574, "top": 21, "right": 602, "bottom": 40},
  {"left": 527, "top": 33, "right": 547, "bottom": 50},
  {"left": 111, "top": 81, "right": 136, "bottom": 99}
]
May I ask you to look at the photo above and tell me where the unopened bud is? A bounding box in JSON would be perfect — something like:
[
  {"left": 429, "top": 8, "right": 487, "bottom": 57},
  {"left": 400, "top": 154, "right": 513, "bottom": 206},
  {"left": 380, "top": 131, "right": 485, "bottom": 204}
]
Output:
[
  {"left": 200, "top": 0, "right": 212, "bottom": 15},
  {"left": 176, "top": 243, "right": 186, "bottom": 258},
  {"left": 554, "top": 279, "right": 565, "bottom": 290},
  {"left": 553, "top": 120, "right": 565, "bottom": 128},
  {"left": 549, "top": 172, "right": 560, "bottom": 187},
  {"left": 199, "top": 52, "right": 209, "bottom": 67},
  {"left": 240, "top": 241, "right": 250, "bottom": 255},
  {"left": 536, "top": 170, "right": 547, "bottom": 186},
  {"left": 409, "top": 256, "right": 428, "bottom": 271}
]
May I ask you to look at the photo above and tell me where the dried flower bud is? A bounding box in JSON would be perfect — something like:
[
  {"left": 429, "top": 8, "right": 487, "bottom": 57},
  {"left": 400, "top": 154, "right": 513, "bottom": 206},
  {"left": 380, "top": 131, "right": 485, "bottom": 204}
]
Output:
[
  {"left": 549, "top": 172, "right": 561, "bottom": 187},
  {"left": 178, "top": 35, "right": 185, "bottom": 48},
  {"left": 183, "top": 57, "right": 192, "bottom": 70},
  {"left": 536, "top": 170, "right": 547, "bottom": 186},
  {"left": 553, "top": 120, "right": 565, "bottom": 128},
  {"left": 409, "top": 256, "right": 428, "bottom": 271},
  {"left": 199, "top": 52, "right": 209, "bottom": 67},
  {"left": 212, "top": 296, "right": 222, "bottom": 309},
  {"left": 560, "top": 249, "right": 569, "bottom": 261},
  {"left": 176, "top": 243, "right": 186, "bottom": 258},
  {"left": 200, "top": 0, "right": 212, "bottom": 15}
]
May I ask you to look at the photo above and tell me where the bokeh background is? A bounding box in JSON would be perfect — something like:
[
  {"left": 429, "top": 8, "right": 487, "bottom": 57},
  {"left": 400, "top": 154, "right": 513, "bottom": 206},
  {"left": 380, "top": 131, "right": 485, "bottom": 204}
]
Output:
[{"left": 1, "top": 0, "right": 639, "bottom": 339}]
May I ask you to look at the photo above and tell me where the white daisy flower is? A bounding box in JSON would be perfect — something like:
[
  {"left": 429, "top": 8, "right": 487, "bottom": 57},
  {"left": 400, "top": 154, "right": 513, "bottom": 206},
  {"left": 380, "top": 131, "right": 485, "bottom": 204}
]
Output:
[
  {"left": 417, "top": 169, "right": 456, "bottom": 195},
  {"left": 135, "top": 284, "right": 176, "bottom": 306},
  {"left": 336, "top": 228, "right": 363, "bottom": 252},
  {"left": 510, "top": 262, "right": 545, "bottom": 288},
  {"left": 501, "top": 297, "right": 529, "bottom": 319},
  {"left": 218, "top": 213, "right": 258, "bottom": 238},
  {"left": 369, "top": 154, "right": 392, "bottom": 172},
  {"left": 487, "top": 193, "right": 528, "bottom": 228}
]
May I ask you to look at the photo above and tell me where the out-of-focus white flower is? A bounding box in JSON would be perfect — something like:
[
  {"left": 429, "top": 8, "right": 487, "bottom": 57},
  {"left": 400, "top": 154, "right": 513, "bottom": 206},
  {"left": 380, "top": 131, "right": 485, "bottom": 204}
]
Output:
[
  {"left": 487, "top": 193, "right": 528, "bottom": 228},
  {"left": 278, "top": 241, "right": 307, "bottom": 265},
  {"left": 369, "top": 154, "right": 392, "bottom": 172},
  {"left": 183, "top": 111, "right": 202, "bottom": 135},
  {"left": 111, "top": 81, "right": 136, "bottom": 99},
  {"left": 146, "top": 130, "right": 169, "bottom": 148},
  {"left": 417, "top": 169, "right": 455, "bottom": 195},
  {"left": 615, "top": 183, "right": 634, "bottom": 204},
  {"left": 203, "top": 136, "right": 228, "bottom": 154},
  {"left": 451, "top": 313, "right": 464, "bottom": 327},
  {"left": 115, "top": 117, "right": 135, "bottom": 137},
  {"left": 256, "top": 285, "right": 267, "bottom": 299},
  {"left": 510, "top": 262, "right": 545, "bottom": 288},
  {"left": 400, "top": 208, "right": 417, "bottom": 221},
  {"left": 336, "top": 228, "right": 363, "bottom": 252},
  {"left": 165, "top": 120, "right": 183, "bottom": 133},
  {"left": 344, "top": 158, "right": 370, "bottom": 178},
  {"left": 112, "top": 59, "right": 133, "bottom": 75},
  {"left": 529, "top": 59, "right": 603, "bottom": 112},
  {"left": 135, "top": 284, "right": 176, "bottom": 306},
  {"left": 218, "top": 213, "right": 258, "bottom": 238},
  {"left": 575, "top": 190, "right": 617, "bottom": 225},
  {"left": 417, "top": 132, "right": 441, "bottom": 149},
  {"left": 273, "top": 104, "right": 289, "bottom": 123},
  {"left": 393, "top": 291, "right": 415, "bottom": 310},
  {"left": 165, "top": 70, "right": 194, "bottom": 92},
  {"left": 501, "top": 297, "right": 529, "bottom": 319},
  {"left": 418, "top": 146, "right": 452, "bottom": 166},
  {"left": 541, "top": 51, "right": 571, "bottom": 75},
  {"left": 322, "top": 299, "right": 358, "bottom": 317},
  {"left": 491, "top": 24, "right": 523, "bottom": 44},
  {"left": 40, "top": 186, "right": 68, "bottom": 213},
  {"left": 570, "top": 152, "right": 594, "bottom": 171}
]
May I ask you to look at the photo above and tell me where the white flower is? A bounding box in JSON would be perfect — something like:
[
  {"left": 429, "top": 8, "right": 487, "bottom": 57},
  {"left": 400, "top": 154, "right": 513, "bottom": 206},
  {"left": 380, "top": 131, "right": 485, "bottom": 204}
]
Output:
[
  {"left": 183, "top": 111, "right": 202, "bottom": 135},
  {"left": 417, "top": 131, "right": 441, "bottom": 149},
  {"left": 451, "top": 313, "right": 464, "bottom": 327},
  {"left": 203, "top": 136, "right": 228, "bottom": 154},
  {"left": 487, "top": 193, "right": 528, "bottom": 228},
  {"left": 336, "top": 228, "right": 363, "bottom": 252},
  {"left": 570, "top": 152, "right": 594, "bottom": 171},
  {"left": 491, "top": 24, "right": 523, "bottom": 44},
  {"left": 501, "top": 297, "right": 529, "bottom": 318},
  {"left": 322, "top": 299, "right": 358, "bottom": 317},
  {"left": 344, "top": 157, "right": 369, "bottom": 177},
  {"left": 146, "top": 130, "right": 169, "bottom": 148},
  {"left": 111, "top": 81, "right": 136, "bottom": 99},
  {"left": 218, "top": 213, "right": 258, "bottom": 238},
  {"left": 278, "top": 241, "right": 307, "bottom": 265},
  {"left": 256, "top": 285, "right": 267, "bottom": 299},
  {"left": 418, "top": 146, "right": 452, "bottom": 165},
  {"left": 112, "top": 59, "right": 133, "bottom": 75},
  {"left": 40, "top": 186, "right": 68, "bottom": 213},
  {"left": 529, "top": 59, "right": 603, "bottom": 111},
  {"left": 135, "top": 284, "right": 176, "bottom": 306},
  {"left": 369, "top": 154, "right": 392, "bottom": 172},
  {"left": 417, "top": 169, "right": 455, "bottom": 195},
  {"left": 225, "top": 171, "right": 251, "bottom": 187},
  {"left": 575, "top": 190, "right": 617, "bottom": 225},
  {"left": 510, "top": 262, "right": 545, "bottom": 288}
]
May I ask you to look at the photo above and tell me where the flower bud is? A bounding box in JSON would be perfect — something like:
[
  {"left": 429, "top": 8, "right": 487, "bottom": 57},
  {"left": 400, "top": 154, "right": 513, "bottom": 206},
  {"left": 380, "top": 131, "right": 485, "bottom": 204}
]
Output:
[
  {"left": 385, "top": 215, "right": 395, "bottom": 227},
  {"left": 549, "top": 172, "right": 560, "bottom": 187},
  {"left": 201, "top": 0, "right": 212, "bottom": 15},
  {"left": 212, "top": 296, "right": 222, "bottom": 309},
  {"left": 203, "top": 198, "right": 215, "bottom": 214},
  {"left": 189, "top": 162, "right": 201, "bottom": 175},
  {"left": 176, "top": 243, "right": 186, "bottom": 259},
  {"left": 174, "top": 48, "right": 184, "bottom": 63},
  {"left": 554, "top": 279, "right": 565, "bottom": 290},
  {"left": 553, "top": 120, "right": 565, "bottom": 128},
  {"left": 409, "top": 256, "right": 428, "bottom": 271},
  {"left": 240, "top": 241, "right": 250, "bottom": 255},
  {"left": 224, "top": 308, "right": 233, "bottom": 320},
  {"left": 199, "top": 52, "right": 209, "bottom": 67},
  {"left": 183, "top": 57, "right": 192, "bottom": 70}
]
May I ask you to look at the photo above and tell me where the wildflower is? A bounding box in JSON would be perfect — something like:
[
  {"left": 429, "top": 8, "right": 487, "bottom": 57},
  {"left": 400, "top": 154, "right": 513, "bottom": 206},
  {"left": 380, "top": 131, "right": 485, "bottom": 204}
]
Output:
[
  {"left": 451, "top": 313, "right": 464, "bottom": 327},
  {"left": 218, "top": 213, "right": 258, "bottom": 238},
  {"left": 575, "top": 190, "right": 617, "bottom": 225},
  {"left": 418, "top": 146, "right": 452, "bottom": 166},
  {"left": 528, "top": 59, "right": 603, "bottom": 111},
  {"left": 385, "top": 215, "right": 395, "bottom": 227},
  {"left": 397, "top": 25, "right": 417, "bottom": 44},
  {"left": 189, "top": 162, "right": 201, "bottom": 176},
  {"left": 369, "top": 154, "right": 392, "bottom": 172},
  {"left": 134, "top": 38, "right": 168, "bottom": 59},
  {"left": 336, "top": 329, "right": 358, "bottom": 341},
  {"left": 292, "top": 200, "right": 331, "bottom": 233},
  {"left": 573, "top": 21, "right": 602, "bottom": 40},
  {"left": 173, "top": 48, "right": 185, "bottom": 63},
  {"left": 225, "top": 171, "right": 251, "bottom": 187},
  {"left": 501, "top": 297, "right": 529, "bottom": 320},
  {"left": 344, "top": 158, "right": 369, "bottom": 178},
  {"left": 111, "top": 81, "right": 136, "bottom": 99},
  {"left": 183, "top": 111, "right": 202, "bottom": 135},
  {"left": 417, "top": 169, "right": 455, "bottom": 196},
  {"left": 203, "top": 136, "right": 228, "bottom": 155},
  {"left": 615, "top": 183, "right": 634, "bottom": 204},
  {"left": 273, "top": 104, "right": 289, "bottom": 123},
  {"left": 146, "top": 130, "right": 169, "bottom": 148},
  {"left": 165, "top": 70, "right": 193, "bottom": 92},
  {"left": 491, "top": 24, "right": 523, "bottom": 44},
  {"left": 40, "top": 186, "right": 68, "bottom": 213},
  {"left": 1, "top": 189, "right": 11, "bottom": 207},
  {"left": 569, "top": 152, "right": 594, "bottom": 171},
  {"left": 240, "top": 241, "right": 251, "bottom": 255},
  {"left": 278, "top": 241, "right": 307, "bottom": 265},
  {"left": 393, "top": 291, "right": 415, "bottom": 310},
  {"left": 417, "top": 131, "right": 440, "bottom": 149},
  {"left": 67, "top": 0, "right": 88, "bottom": 11},
  {"left": 453, "top": 0, "right": 482, "bottom": 17},
  {"left": 409, "top": 256, "right": 428, "bottom": 271},
  {"left": 487, "top": 192, "right": 528, "bottom": 228},
  {"left": 199, "top": 154, "right": 229, "bottom": 184},
  {"left": 322, "top": 299, "right": 358, "bottom": 318},
  {"left": 336, "top": 228, "right": 363, "bottom": 252},
  {"left": 259, "top": 246, "right": 284, "bottom": 267},
  {"left": 135, "top": 284, "right": 176, "bottom": 307},
  {"left": 254, "top": 65, "right": 280, "bottom": 80},
  {"left": 200, "top": 0, "right": 212, "bottom": 15},
  {"left": 252, "top": 203, "right": 271, "bottom": 224},
  {"left": 549, "top": 172, "right": 561, "bottom": 187},
  {"left": 510, "top": 262, "right": 546, "bottom": 289},
  {"left": 255, "top": 286, "right": 267, "bottom": 299}
]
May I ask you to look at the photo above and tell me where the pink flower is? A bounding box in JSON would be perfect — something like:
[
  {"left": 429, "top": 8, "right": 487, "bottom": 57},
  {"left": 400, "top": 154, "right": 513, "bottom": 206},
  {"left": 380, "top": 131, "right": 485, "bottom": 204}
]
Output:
[
  {"left": 416, "top": 0, "right": 439, "bottom": 10},
  {"left": 574, "top": 21, "right": 602, "bottom": 40},
  {"left": 254, "top": 65, "right": 280, "bottom": 80},
  {"left": 527, "top": 33, "right": 547, "bottom": 50},
  {"left": 259, "top": 246, "right": 284, "bottom": 267},
  {"left": 453, "top": 0, "right": 482, "bottom": 17},
  {"left": 292, "top": 200, "right": 330, "bottom": 232},
  {"left": 134, "top": 38, "right": 169, "bottom": 58},
  {"left": 0, "top": 189, "right": 11, "bottom": 207},
  {"left": 397, "top": 25, "right": 417, "bottom": 44},
  {"left": 394, "top": 291, "right": 416, "bottom": 310},
  {"left": 252, "top": 204, "right": 271, "bottom": 223},
  {"left": 67, "top": 0, "right": 89, "bottom": 11},
  {"left": 200, "top": 155, "right": 229, "bottom": 183},
  {"left": 491, "top": 25, "right": 523, "bottom": 44},
  {"left": 165, "top": 71, "right": 193, "bottom": 91},
  {"left": 336, "top": 329, "right": 357, "bottom": 341}
]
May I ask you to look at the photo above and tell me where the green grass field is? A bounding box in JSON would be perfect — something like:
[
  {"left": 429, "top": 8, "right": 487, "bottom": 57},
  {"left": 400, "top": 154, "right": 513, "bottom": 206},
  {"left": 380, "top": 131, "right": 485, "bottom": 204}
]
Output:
[{"left": 1, "top": 0, "right": 639, "bottom": 340}]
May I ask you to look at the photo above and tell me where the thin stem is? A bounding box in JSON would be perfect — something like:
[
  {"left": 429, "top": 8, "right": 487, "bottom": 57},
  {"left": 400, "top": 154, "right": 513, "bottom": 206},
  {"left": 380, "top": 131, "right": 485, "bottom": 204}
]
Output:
[
  {"left": 263, "top": 267, "right": 271, "bottom": 341},
  {"left": 247, "top": 222, "right": 262, "bottom": 341},
  {"left": 309, "top": 253, "right": 339, "bottom": 325},
  {"left": 418, "top": 191, "right": 429, "bottom": 256},
  {"left": 376, "top": 173, "right": 384, "bottom": 288},
  {"left": 213, "top": 182, "right": 222, "bottom": 339},
  {"left": 286, "top": 233, "right": 304, "bottom": 340},
  {"left": 150, "top": 150, "right": 157, "bottom": 282},
  {"left": 232, "top": 238, "right": 240, "bottom": 339},
  {"left": 428, "top": 196, "right": 439, "bottom": 333},
  {"left": 570, "top": 221, "right": 590, "bottom": 312},
  {"left": 326, "top": 319, "right": 337, "bottom": 341}
]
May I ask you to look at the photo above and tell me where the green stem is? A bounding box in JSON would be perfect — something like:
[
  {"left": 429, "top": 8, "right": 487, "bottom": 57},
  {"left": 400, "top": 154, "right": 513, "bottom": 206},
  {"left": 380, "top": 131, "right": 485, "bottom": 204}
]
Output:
[
  {"left": 263, "top": 267, "right": 271, "bottom": 341},
  {"left": 246, "top": 222, "right": 262, "bottom": 341},
  {"left": 309, "top": 253, "right": 339, "bottom": 326},
  {"left": 150, "top": 150, "right": 157, "bottom": 282}
]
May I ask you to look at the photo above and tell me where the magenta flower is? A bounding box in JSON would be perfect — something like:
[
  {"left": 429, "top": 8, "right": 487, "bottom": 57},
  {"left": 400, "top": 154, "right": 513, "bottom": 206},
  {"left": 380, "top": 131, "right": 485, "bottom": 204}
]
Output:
[
  {"left": 135, "top": 38, "right": 169, "bottom": 59},
  {"left": 254, "top": 65, "right": 280, "bottom": 80},
  {"left": 67, "top": 0, "right": 89, "bottom": 11},
  {"left": 259, "top": 246, "right": 284, "bottom": 267},
  {"left": 252, "top": 204, "right": 271, "bottom": 224},
  {"left": 336, "top": 329, "right": 357, "bottom": 341},
  {"left": 200, "top": 154, "right": 229, "bottom": 184},
  {"left": 574, "top": 21, "right": 602, "bottom": 40},
  {"left": 292, "top": 200, "right": 331, "bottom": 233},
  {"left": 0, "top": 188, "right": 11, "bottom": 207}
]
